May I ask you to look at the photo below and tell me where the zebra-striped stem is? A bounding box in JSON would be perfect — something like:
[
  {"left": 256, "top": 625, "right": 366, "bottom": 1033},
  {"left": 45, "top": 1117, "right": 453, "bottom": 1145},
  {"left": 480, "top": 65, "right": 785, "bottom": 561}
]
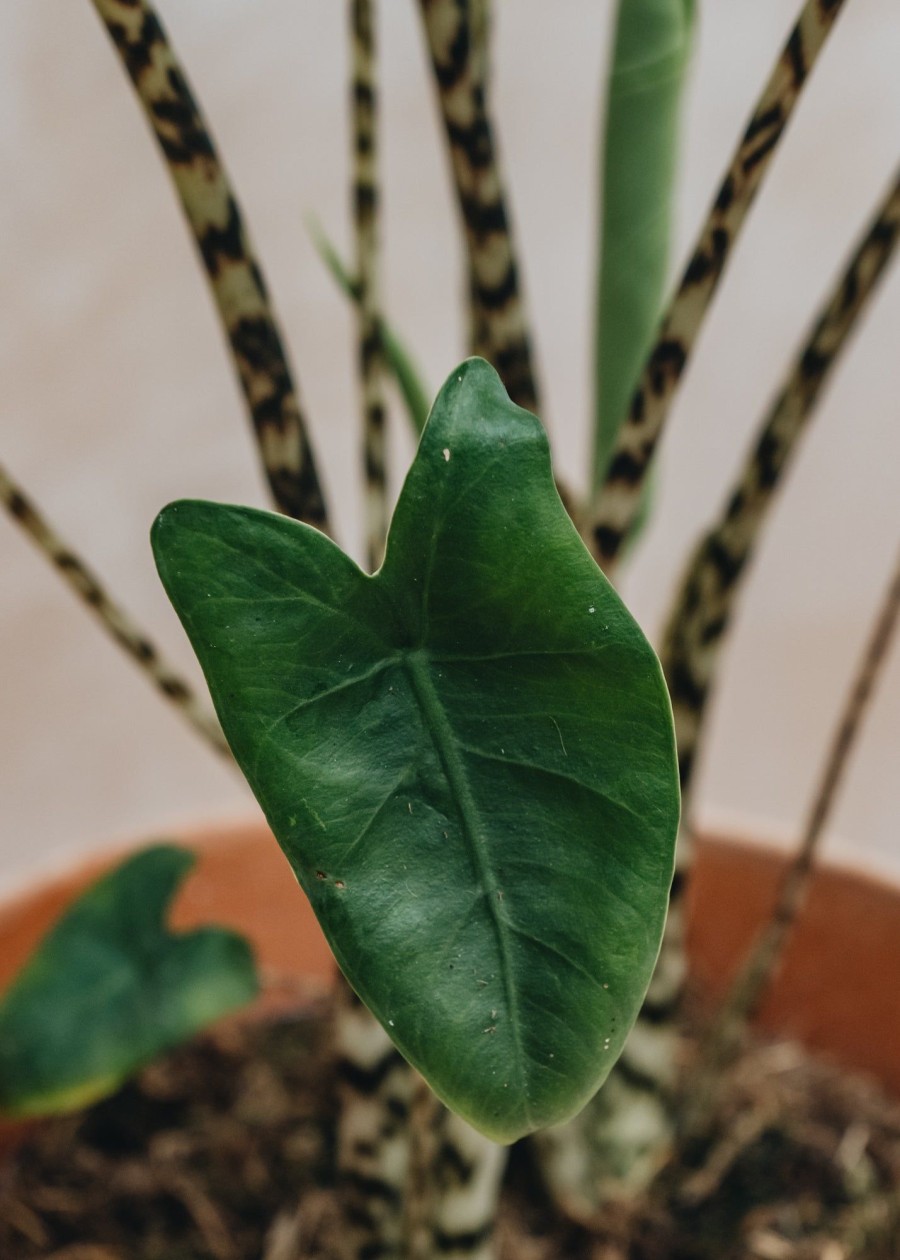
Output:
[
  {"left": 679, "top": 543, "right": 900, "bottom": 1141},
  {"left": 548, "top": 160, "right": 900, "bottom": 1217},
  {"left": 532, "top": 153, "right": 900, "bottom": 1231},
  {"left": 587, "top": 0, "right": 848, "bottom": 573},
  {"left": 335, "top": 11, "right": 413, "bottom": 1256},
  {"left": 662, "top": 166, "right": 900, "bottom": 808},
  {"left": 426, "top": 1110, "right": 505, "bottom": 1259},
  {"left": 333, "top": 981, "right": 505, "bottom": 1260},
  {"left": 351, "top": 0, "right": 389, "bottom": 570},
  {"left": 402, "top": 1076, "right": 442, "bottom": 1260},
  {"left": 90, "top": 0, "right": 327, "bottom": 528},
  {"left": 336, "top": 7, "right": 530, "bottom": 1246},
  {"left": 306, "top": 218, "right": 432, "bottom": 437},
  {"left": 0, "top": 463, "right": 230, "bottom": 761},
  {"left": 417, "top": 0, "right": 540, "bottom": 414},
  {"left": 465, "top": 0, "right": 492, "bottom": 361},
  {"left": 653, "top": 169, "right": 900, "bottom": 1144},
  {"left": 333, "top": 977, "right": 414, "bottom": 1260}
]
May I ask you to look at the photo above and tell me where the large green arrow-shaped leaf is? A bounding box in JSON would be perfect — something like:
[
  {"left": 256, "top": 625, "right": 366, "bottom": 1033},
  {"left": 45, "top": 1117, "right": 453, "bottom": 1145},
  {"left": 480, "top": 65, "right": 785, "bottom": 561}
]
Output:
[
  {"left": 152, "top": 358, "right": 679, "bottom": 1142},
  {"left": 0, "top": 846, "right": 258, "bottom": 1118}
]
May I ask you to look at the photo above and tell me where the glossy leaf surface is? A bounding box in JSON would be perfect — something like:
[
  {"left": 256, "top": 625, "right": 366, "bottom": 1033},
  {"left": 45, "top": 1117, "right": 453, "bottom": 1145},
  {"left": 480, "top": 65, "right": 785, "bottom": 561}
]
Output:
[
  {"left": 153, "top": 359, "right": 679, "bottom": 1142},
  {"left": 0, "top": 846, "right": 258, "bottom": 1118}
]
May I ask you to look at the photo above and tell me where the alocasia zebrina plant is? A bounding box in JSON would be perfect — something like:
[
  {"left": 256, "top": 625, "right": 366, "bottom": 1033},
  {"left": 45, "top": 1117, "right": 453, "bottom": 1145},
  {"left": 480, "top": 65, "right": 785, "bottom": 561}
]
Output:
[{"left": 152, "top": 358, "right": 680, "bottom": 1142}]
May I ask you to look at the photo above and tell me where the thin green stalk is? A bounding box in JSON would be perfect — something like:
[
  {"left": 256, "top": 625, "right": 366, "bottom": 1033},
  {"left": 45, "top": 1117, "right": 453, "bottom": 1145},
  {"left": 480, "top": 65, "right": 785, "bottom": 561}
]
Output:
[{"left": 306, "top": 220, "right": 431, "bottom": 436}]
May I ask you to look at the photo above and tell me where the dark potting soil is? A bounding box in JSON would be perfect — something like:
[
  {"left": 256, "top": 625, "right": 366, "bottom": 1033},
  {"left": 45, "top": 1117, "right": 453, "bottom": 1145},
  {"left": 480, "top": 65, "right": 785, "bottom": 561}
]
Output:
[{"left": 0, "top": 993, "right": 898, "bottom": 1260}]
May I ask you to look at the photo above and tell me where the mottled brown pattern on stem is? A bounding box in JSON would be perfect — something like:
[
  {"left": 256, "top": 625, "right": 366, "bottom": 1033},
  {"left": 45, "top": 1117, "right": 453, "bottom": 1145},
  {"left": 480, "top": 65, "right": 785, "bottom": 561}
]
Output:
[
  {"left": 588, "top": 0, "right": 848, "bottom": 572},
  {"left": 333, "top": 973, "right": 503, "bottom": 1258},
  {"left": 332, "top": 975, "right": 413, "bottom": 1260},
  {"left": 417, "top": 0, "right": 539, "bottom": 414},
  {"left": 614, "top": 165, "right": 900, "bottom": 1198},
  {"left": 0, "top": 464, "right": 230, "bottom": 760},
  {"left": 351, "top": 0, "right": 389, "bottom": 570},
  {"left": 336, "top": 13, "right": 416, "bottom": 1255},
  {"left": 91, "top": 0, "right": 327, "bottom": 528},
  {"left": 662, "top": 168, "right": 900, "bottom": 812},
  {"left": 536, "top": 3, "right": 856, "bottom": 1217},
  {"left": 681, "top": 543, "right": 900, "bottom": 1141}
]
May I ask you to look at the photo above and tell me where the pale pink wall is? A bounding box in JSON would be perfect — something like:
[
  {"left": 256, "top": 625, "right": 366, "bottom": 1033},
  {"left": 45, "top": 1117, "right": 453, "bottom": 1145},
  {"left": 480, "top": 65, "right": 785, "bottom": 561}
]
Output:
[{"left": 2, "top": 1, "right": 899, "bottom": 891}]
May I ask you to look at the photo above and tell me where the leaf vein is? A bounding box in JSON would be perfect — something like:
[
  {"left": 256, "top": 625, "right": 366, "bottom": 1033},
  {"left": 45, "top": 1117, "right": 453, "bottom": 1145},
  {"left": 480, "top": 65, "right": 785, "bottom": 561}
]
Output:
[{"left": 404, "top": 652, "right": 532, "bottom": 1125}]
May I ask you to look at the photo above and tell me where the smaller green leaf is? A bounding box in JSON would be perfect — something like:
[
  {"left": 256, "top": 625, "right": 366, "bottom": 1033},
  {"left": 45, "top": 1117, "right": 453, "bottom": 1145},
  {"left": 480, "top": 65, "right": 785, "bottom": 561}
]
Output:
[
  {"left": 307, "top": 214, "right": 431, "bottom": 434},
  {"left": 0, "top": 845, "right": 258, "bottom": 1118}
]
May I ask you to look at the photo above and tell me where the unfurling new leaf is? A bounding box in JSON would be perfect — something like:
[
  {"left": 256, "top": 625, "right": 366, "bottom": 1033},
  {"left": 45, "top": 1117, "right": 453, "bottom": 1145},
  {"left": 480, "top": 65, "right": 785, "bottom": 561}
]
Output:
[{"left": 593, "top": 0, "right": 696, "bottom": 493}]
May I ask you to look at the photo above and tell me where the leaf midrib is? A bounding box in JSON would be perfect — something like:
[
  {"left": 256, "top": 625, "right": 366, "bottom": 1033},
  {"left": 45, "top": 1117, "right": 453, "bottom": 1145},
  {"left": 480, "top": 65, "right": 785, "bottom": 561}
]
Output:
[{"left": 403, "top": 649, "right": 530, "bottom": 1124}]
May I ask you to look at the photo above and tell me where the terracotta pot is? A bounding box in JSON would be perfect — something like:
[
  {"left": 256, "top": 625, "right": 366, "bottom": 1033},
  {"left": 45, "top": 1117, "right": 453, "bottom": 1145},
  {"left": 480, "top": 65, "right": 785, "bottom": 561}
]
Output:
[
  {"left": 0, "top": 821, "right": 334, "bottom": 1000},
  {"left": 687, "top": 834, "right": 900, "bottom": 1094},
  {"left": 0, "top": 820, "right": 332, "bottom": 1154},
  {"left": 1, "top": 819, "right": 898, "bottom": 1146}
]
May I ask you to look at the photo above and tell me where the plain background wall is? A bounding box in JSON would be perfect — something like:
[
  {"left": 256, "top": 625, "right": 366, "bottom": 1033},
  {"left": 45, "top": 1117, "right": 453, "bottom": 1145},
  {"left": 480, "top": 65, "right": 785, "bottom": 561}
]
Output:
[{"left": 2, "top": 1, "right": 900, "bottom": 895}]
